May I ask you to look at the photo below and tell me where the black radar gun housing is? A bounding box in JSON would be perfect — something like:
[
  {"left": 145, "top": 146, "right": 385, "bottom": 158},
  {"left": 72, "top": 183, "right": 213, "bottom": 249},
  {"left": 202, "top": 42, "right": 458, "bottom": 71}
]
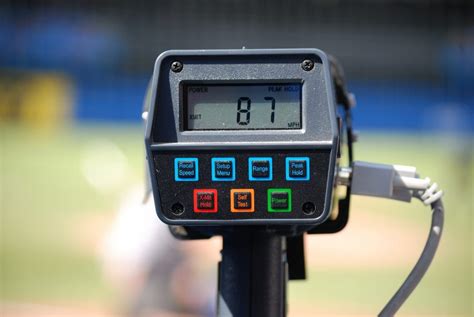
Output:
[
  {"left": 145, "top": 49, "right": 353, "bottom": 234},
  {"left": 143, "top": 49, "right": 444, "bottom": 317}
]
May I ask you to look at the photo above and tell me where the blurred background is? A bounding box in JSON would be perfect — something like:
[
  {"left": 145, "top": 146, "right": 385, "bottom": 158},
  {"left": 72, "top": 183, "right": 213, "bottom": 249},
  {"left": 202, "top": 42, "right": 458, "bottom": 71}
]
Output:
[{"left": 0, "top": 0, "right": 473, "bottom": 316}]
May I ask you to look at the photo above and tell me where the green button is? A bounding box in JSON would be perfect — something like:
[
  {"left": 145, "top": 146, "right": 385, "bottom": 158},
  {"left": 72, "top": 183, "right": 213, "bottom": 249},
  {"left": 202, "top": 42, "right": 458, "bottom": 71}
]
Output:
[{"left": 267, "top": 188, "right": 292, "bottom": 212}]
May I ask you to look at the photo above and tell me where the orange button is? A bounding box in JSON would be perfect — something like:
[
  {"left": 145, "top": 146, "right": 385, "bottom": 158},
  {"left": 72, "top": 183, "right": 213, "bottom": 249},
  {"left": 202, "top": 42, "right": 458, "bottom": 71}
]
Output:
[{"left": 230, "top": 189, "right": 255, "bottom": 213}]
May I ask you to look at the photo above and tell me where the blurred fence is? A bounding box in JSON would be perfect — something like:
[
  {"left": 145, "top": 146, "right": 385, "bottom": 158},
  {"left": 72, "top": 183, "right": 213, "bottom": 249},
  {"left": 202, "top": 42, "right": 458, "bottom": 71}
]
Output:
[{"left": 0, "top": 0, "right": 472, "bottom": 132}]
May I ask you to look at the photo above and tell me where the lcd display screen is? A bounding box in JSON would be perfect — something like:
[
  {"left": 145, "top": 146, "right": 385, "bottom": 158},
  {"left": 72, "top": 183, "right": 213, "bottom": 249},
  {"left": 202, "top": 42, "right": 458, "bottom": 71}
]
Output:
[{"left": 184, "top": 83, "right": 302, "bottom": 130}]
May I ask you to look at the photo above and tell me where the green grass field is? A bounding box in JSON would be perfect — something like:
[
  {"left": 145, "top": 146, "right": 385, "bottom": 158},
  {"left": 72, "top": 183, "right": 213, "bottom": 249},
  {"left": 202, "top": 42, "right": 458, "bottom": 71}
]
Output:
[{"left": 1, "top": 123, "right": 472, "bottom": 316}]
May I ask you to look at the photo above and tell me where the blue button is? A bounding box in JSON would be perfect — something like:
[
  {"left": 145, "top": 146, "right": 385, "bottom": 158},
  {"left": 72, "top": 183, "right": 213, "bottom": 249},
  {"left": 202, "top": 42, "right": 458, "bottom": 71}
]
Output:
[
  {"left": 248, "top": 157, "right": 273, "bottom": 181},
  {"left": 174, "top": 158, "right": 199, "bottom": 181},
  {"left": 211, "top": 157, "right": 236, "bottom": 181},
  {"left": 286, "top": 157, "right": 310, "bottom": 181}
]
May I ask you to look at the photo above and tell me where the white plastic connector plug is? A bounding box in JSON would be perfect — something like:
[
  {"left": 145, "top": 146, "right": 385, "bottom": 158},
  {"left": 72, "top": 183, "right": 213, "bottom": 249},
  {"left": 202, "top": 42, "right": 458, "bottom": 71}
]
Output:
[{"left": 337, "top": 161, "right": 443, "bottom": 205}]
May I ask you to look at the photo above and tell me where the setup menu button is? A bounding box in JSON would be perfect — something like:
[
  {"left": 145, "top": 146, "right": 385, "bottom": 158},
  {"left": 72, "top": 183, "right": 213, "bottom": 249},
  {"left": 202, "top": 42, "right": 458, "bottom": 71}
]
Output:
[{"left": 212, "top": 157, "right": 236, "bottom": 181}]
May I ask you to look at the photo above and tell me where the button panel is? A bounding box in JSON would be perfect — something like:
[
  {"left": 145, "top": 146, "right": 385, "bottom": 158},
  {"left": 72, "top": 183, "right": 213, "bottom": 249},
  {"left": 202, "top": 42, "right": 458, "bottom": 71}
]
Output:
[
  {"left": 248, "top": 157, "right": 273, "bottom": 181},
  {"left": 193, "top": 189, "right": 218, "bottom": 213},
  {"left": 174, "top": 158, "right": 199, "bottom": 181},
  {"left": 154, "top": 149, "right": 331, "bottom": 223},
  {"left": 268, "top": 188, "right": 292, "bottom": 212},
  {"left": 211, "top": 157, "right": 236, "bottom": 181},
  {"left": 230, "top": 189, "right": 255, "bottom": 212},
  {"left": 286, "top": 157, "right": 310, "bottom": 181}
]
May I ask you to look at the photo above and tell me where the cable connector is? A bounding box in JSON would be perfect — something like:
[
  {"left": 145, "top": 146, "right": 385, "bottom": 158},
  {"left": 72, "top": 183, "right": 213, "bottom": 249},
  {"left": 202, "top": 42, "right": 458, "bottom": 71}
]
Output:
[{"left": 337, "top": 161, "right": 443, "bottom": 205}]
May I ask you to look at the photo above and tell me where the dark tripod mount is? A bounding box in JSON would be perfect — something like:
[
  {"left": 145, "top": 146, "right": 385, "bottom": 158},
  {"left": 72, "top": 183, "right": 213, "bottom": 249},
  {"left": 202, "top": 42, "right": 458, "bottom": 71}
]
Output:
[
  {"left": 169, "top": 182, "right": 352, "bottom": 317},
  {"left": 218, "top": 230, "right": 287, "bottom": 316}
]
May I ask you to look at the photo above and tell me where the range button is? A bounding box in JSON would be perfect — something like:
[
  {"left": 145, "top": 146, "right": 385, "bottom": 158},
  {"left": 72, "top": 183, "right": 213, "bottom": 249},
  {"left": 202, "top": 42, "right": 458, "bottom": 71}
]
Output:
[
  {"left": 193, "top": 189, "right": 218, "bottom": 213},
  {"left": 249, "top": 157, "right": 273, "bottom": 181}
]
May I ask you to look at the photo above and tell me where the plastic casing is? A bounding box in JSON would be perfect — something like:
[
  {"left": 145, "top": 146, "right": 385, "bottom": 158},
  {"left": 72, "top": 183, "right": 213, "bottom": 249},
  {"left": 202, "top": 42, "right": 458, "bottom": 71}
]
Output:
[{"left": 145, "top": 49, "right": 339, "bottom": 225}]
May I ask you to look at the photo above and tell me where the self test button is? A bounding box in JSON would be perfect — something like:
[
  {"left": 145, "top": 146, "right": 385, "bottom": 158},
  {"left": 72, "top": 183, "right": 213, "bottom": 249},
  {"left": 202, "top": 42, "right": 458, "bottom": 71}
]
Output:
[
  {"left": 174, "top": 158, "right": 198, "bottom": 181},
  {"left": 211, "top": 157, "right": 236, "bottom": 181},
  {"left": 268, "top": 188, "right": 292, "bottom": 212},
  {"left": 248, "top": 157, "right": 273, "bottom": 181},
  {"left": 286, "top": 157, "right": 310, "bottom": 181},
  {"left": 193, "top": 189, "right": 218, "bottom": 213},
  {"left": 230, "top": 189, "right": 255, "bottom": 212}
]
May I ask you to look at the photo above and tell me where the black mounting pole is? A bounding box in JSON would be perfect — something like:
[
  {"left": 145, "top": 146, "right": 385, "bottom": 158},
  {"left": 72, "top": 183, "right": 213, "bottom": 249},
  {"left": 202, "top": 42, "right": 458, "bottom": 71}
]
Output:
[{"left": 217, "top": 230, "right": 287, "bottom": 317}]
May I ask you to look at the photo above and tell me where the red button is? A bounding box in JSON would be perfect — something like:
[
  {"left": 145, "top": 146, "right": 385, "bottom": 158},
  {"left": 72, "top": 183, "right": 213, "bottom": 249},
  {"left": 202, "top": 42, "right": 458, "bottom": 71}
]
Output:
[{"left": 193, "top": 189, "right": 218, "bottom": 213}]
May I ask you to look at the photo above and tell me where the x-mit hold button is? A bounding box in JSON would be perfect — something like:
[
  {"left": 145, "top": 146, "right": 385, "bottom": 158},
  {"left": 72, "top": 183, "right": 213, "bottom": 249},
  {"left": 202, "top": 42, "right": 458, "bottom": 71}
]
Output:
[{"left": 193, "top": 189, "right": 217, "bottom": 213}]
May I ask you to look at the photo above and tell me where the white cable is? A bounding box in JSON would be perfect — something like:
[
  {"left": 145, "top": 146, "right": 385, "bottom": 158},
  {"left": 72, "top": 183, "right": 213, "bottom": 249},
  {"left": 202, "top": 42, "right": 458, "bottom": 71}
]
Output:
[
  {"left": 337, "top": 161, "right": 445, "bottom": 317},
  {"left": 379, "top": 198, "right": 444, "bottom": 316}
]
